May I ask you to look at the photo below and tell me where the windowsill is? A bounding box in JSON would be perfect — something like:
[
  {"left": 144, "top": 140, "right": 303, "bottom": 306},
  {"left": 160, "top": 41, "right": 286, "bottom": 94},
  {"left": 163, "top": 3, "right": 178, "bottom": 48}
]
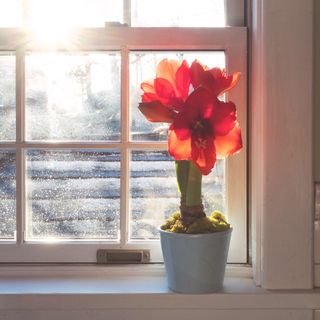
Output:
[{"left": 0, "top": 265, "right": 319, "bottom": 311}]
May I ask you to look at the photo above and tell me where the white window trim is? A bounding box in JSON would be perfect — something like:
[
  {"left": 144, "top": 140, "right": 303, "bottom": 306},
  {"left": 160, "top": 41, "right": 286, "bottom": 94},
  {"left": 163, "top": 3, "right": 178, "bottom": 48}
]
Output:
[
  {"left": 0, "top": 0, "right": 314, "bottom": 292},
  {"left": 250, "top": 0, "right": 313, "bottom": 289},
  {"left": 0, "top": 27, "right": 247, "bottom": 263}
]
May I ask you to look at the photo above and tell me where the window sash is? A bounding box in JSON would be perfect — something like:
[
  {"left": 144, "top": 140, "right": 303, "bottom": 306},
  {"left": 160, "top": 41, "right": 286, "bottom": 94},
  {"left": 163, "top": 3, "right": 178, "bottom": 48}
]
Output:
[{"left": 0, "top": 27, "right": 247, "bottom": 263}]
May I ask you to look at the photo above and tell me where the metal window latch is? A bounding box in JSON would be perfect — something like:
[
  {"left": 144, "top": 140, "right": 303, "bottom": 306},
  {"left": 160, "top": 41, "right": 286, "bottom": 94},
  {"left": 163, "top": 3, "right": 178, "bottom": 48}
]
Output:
[
  {"left": 96, "top": 249, "right": 150, "bottom": 264},
  {"left": 104, "top": 22, "right": 129, "bottom": 27}
]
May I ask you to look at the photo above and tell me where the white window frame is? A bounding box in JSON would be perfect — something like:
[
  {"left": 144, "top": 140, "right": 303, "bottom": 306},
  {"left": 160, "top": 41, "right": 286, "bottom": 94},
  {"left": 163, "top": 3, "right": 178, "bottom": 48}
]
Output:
[
  {"left": 250, "top": 0, "right": 313, "bottom": 289},
  {"left": 0, "top": 4, "right": 247, "bottom": 264}
]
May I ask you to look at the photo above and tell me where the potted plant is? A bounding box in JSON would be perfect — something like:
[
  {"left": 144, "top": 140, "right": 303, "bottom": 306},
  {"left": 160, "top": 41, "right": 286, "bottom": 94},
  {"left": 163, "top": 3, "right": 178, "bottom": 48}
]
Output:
[{"left": 138, "top": 59, "right": 242, "bottom": 293}]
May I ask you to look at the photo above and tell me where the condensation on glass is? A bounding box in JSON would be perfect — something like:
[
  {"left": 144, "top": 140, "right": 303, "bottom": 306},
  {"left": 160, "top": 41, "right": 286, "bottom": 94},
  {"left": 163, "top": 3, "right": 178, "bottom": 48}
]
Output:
[
  {"left": 129, "top": 51, "right": 225, "bottom": 142},
  {"left": 0, "top": 150, "right": 16, "bottom": 239},
  {"left": 25, "top": 150, "right": 120, "bottom": 240},
  {"left": 25, "top": 52, "right": 121, "bottom": 141},
  {"left": 0, "top": 53, "right": 16, "bottom": 141},
  {"left": 131, "top": 0, "right": 225, "bottom": 27},
  {"left": 129, "top": 150, "right": 225, "bottom": 240}
]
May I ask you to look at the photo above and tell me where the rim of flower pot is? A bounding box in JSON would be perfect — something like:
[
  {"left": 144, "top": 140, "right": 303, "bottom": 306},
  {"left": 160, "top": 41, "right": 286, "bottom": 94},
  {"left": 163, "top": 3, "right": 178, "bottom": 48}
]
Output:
[{"left": 159, "top": 227, "right": 233, "bottom": 239}]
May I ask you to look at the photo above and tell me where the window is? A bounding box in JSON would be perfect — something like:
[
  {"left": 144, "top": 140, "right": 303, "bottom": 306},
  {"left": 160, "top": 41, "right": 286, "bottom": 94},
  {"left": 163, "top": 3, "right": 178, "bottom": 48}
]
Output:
[{"left": 0, "top": 0, "right": 247, "bottom": 263}]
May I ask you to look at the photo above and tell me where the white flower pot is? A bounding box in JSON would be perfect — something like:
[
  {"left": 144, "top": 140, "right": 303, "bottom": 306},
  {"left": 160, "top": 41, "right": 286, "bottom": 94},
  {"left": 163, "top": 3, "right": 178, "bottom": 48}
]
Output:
[{"left": 159, "top": 228, "right": 232, "bottom": 293}]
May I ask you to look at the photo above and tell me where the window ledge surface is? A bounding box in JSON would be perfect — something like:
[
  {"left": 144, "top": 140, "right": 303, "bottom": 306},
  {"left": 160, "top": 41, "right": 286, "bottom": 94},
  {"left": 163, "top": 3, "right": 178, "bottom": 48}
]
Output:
[{"left": 0, "top": 265, "right": 319, "bottom": 311}]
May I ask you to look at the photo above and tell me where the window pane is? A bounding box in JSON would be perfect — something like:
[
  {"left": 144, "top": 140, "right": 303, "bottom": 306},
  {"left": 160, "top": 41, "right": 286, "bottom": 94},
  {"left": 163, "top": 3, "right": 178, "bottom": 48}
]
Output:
[
  {"left": 26, "top": 0, "right": 123, "bottom": 28},
  {"left": 129, "top": 150, "right": 225, "bottom": 240},
  {"left": 131, "top": 0, "right": 225, "bottom": 27},
  {"left": 26, "top": 52, "right": 121, "bottom": 141},
  {"left": 26, "top": 150, "right": 120, "bottom": 240},
  {"left": 0, "top": 54, "right": 16, "bottom": 141},
  {"left": 130, "top": 51, "right": 225, "bottom": 141},
  {"left": 0, "top": 150, "right": 16, "bottom": 239},
  {"left": 0, "top": 0, "right": 22, "bottom": 27}
]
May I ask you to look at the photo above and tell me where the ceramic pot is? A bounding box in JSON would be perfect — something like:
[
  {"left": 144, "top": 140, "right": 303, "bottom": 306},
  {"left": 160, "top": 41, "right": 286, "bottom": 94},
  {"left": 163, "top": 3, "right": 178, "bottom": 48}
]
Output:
[{"left": 159, "top": 228, "right": 232, "bottom": 293}]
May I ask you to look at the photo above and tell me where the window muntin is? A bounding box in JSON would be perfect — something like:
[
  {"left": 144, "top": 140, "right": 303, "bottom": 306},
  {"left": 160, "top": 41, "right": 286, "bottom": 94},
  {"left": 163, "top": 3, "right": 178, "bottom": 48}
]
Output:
[{"left": 0, "top": 1, "right": 247, "bottom": 263}]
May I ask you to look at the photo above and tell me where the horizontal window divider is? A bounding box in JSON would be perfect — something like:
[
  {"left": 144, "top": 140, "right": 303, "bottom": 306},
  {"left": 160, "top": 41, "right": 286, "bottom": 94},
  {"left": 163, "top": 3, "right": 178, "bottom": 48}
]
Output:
[
  {"left": 127, "top": 142, "right": 167, "bottom": 150},
  {"left": 0, "top": 242, "right": 163, "bottom": 263},
  {"left": 0, "top": 27, "right": 247, "bottom": 51},
  {"left": 0, "top": 143, "right": 17, "bottom": 148}
]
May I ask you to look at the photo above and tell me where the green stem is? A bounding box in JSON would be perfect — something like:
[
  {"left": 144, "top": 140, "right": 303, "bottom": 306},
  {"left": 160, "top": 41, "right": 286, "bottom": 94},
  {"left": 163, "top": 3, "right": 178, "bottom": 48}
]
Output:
[
  {"left": 175, "top": 160, "right": 190, "bottom": 205},
  {"left": 176, "top": 160, "right": 203, "bottom": 208},
  {"left": 185, "top": 161, "right": 202, "bottom": 207}
]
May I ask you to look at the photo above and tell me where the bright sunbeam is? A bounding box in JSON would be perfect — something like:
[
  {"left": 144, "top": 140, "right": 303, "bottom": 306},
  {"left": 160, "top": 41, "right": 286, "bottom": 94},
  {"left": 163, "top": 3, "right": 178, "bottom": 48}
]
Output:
[{"left": 27, "top": 0, "right": 73, "bottom": 46}]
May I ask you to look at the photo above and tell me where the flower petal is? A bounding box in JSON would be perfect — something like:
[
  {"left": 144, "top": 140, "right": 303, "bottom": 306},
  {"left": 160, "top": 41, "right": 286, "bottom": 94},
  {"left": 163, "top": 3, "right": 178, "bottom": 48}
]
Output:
[
  {"left": 208, "top": 69, "right": 241, "bottom": 96},
  {"left": 156, "top": 59, "right": 180, "bottom": 85},
  {"left": 141, "top": 80, "right": 155, "bottom": 93},
  {"left": 191, "top": 136, "right": 216, "bottom": 175},
  {"left": 175, "top": 60, "right": 191, "bottom": 99},
  {"left": 212, "top": 99, "right": 236, "bottom": 136},
  {"left": 190, "top": 60, "right": 205, "bottom": 89},
  {"left": 171, "top": 112, "right": 192, "bottom": 140},
  {"left": 154, "top": 78, "right": 175, "bottom": 101},
  {"left": 215, "top": 122, "right": 242, "bottom": 158},
  {"left": 184, "top": 86, "right": 214, "bottom": 121},
  {"left": 168, "top": 127, "right": 192, "bottom": 160},
  {"left": 138, "top": 101, "right": 175, "bottom": 123},
  {"left": 142, "top": 92, "right": 161, "bottom": 103}
]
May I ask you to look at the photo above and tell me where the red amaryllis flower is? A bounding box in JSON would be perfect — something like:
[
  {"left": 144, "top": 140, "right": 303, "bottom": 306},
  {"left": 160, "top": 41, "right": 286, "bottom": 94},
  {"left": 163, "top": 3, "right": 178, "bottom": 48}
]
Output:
[
  {"left": 138, "top": 59, "right": 191, "bottom": 123},
  {"left": 190, "top": 60, "right": 240, "bottom": 97},
  {"left": 168, "top": 87, "right": 242, "bottom": 175}
]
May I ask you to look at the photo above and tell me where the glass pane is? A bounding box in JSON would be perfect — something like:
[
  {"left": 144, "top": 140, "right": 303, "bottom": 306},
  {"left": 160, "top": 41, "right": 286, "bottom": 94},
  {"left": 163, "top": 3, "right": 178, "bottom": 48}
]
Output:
[
  {"left": 26, "top": 52, "right": 121, "bottom": 141},
  {"left": 0, "top": 0, "right": 22, "bottom": 27},
  {"left": 0, "top": 150, "right": 16, "bottom": 239},
  {"left": 0, "top": 54, "right": 16, "bottom": 141},
  {"left": 129, "top": 150, "right": 225, "bottom": 240},
  {"left": 130, "top": 51, "right": 225, "bottom": 141},
  {"left": 131, "top": 0, "right": 225, "bottom": 27},
  {"left": 25, "top": 0, "right": 123, "bottom": 28},
  {"left": 26, "top": 150, "right": 120, "bottom": 240}
]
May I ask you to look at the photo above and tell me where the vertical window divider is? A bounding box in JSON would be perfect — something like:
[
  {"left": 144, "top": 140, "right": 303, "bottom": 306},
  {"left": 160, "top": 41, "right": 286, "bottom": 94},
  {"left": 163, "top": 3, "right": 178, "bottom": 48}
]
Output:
[
  {"left": 120, "top": 46, "right": 130, "bottom": 246},
  {"left": 15, "top": 48, "right": 26, "bottom": 244}
]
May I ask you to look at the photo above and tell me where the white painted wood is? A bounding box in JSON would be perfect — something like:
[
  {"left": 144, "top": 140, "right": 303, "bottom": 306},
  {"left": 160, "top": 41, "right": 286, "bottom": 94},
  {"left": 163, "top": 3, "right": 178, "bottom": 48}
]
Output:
[
  {"left": 0, "top": 26, "right": 247, "bottom": 263},
  {"left": 226, "top": 0, "right": 246, "bottom": 26},
  {"left": 0, "top": 309, "right": 313, "bottom": 320},
  {"left": 120, "top": 46, "right": 130, "bottom": 246},
  {"left": 225, "top": 30, "right": 247, "bottom": 263},
  {"left": 0, "top": 27, "right": 247, "bottom": 50},
  {"left": 315, "top": 264, "right": 320, "bottom": 287},
  {"left": 250, "top": 0, "right": 313, "bottom": 289},
  {"left": 315, "top": 221, "right": 320, "bottom": 264},
  {"left": 315, "top": 0, "right": 320, "bottom": 182},
  {"left": 250, "top": 0, "right": 264, "bottom": 286},
  {"left": 0, "top": 265, "right": 317, "bottom": 319},
  {"left": 316, "top": 183, "right": 320, "bottom": 220}
]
